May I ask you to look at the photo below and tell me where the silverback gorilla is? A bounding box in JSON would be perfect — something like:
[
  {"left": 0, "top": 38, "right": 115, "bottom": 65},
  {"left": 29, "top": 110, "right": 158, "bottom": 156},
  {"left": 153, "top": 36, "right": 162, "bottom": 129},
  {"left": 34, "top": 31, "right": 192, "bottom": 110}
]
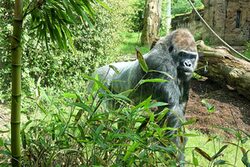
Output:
[{"left": 93, "top": 29, "right": 198, "bottom": 166}]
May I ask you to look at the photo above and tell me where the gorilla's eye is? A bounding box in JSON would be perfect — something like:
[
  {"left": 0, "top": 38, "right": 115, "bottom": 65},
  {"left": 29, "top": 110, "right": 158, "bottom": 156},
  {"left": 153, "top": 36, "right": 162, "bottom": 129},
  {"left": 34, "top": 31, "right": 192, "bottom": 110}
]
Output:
[{"left": 168, "top": 45, "right": 174, "bottom": 53}]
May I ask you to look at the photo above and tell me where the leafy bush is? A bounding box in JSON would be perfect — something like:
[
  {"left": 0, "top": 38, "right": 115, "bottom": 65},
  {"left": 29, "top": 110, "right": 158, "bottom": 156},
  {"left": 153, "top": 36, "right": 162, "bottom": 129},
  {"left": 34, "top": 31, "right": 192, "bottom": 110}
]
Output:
[
  {"left": 0, "top": 76, "right": 185, "bottom": 166},
  {"left": 128, "top": 0, "right": 145, "bottom": 32},
  {"left": 172, "top": 0, "right": 204, "bottom": 15},
  {"left": 1, "top": 75, "right": 249, "bottom": 166},
  {"left": 0, "top": 1, "right": 13, "bottom": 102},
  {"left": 0, "top": 0, "right": 129, "bottom": 102}
]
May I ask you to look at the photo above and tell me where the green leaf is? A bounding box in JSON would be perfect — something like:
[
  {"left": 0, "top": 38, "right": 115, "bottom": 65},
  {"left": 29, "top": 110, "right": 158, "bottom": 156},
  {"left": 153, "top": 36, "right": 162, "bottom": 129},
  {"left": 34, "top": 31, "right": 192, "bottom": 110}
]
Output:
[
  {"left": 95, "top": 0, "right": 111, "bottom": 10},
  {"left": 156, "top": 108, "right": 169, "bottom": 122},
  {"left": 63, "top": 93, "right": 77, "bottom": 99},
  {"left": 123, "top": 142, "right": 140, "bottom": 161},
  {"left": 192, "top": 156, "right": 199, "bottom": 166},
  {"left": 0, "top": 138, "right": 4, "bottom": 146},
  {"left": 95, "top": 124, "right": 105, "bottom": 135},
  {"left": 149, "top": 145, "right": 175, "bottom": 154},
  {"left": 136, "top": 48, "right": 148, "bottom": 72},
  {"left": 0, "top": 130, "right": 9, "bottom": 133},
  {"left": 119, "top": 89, "right": 134, "bottom": 97},
  {"left": 83, "top": 74, "right": 111, "bottom": 93},
  {"left": 149, "top": 70, "right": 173, "bottom": 79},
  {"left": 77, "top": 124, "right": 85, "bottom": 138},
  {"left": 211, "top": 145, "right": 228, "bottom": 160},
  {"left": 71, "top": 102, "right": 92, "bottom": 113},
  {"left": 194, "top": 147, "right": 212, "bottom": 161},
  {"left": 21, "top": 131, "right": 27, "bottom": 149},
  {"left": 213, "top": 160, "right": 227, "bottom": 165},
  {"left": 201, "top": 99, "right": 215, "bottom": 113},
  {"left": 103, "top": 93, "right": 132, "bottom": 103},
  {"left": 148, "top": 102, "right": 168, "bottom": 109},
  {"left": 139, "top": 78, "right": 168, "bottom": 85},
  {"left": 132, "top": 96, "right": 152, "bottom": 111},
  {"left": 109, "top": 65, "right": 120, "bottom": 74},
  {"left": 241, "top": 151, "right": 250, "bottom": 167},
  {"left": 75, "top": 109, "right": 84, "bottom": 123},
  {"left": 181, "top": 118, "right": 197, "bottom": 126}
]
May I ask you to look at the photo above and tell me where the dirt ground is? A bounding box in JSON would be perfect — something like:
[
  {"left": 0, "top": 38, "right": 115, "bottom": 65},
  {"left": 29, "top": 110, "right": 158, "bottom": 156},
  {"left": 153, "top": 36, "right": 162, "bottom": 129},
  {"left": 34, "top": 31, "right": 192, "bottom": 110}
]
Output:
[
  {"left": 186, "top": 78, "right": 250, "bottom": 138},
  {"left": 1, "top": 79, "right": 250, "bottom": 138}
]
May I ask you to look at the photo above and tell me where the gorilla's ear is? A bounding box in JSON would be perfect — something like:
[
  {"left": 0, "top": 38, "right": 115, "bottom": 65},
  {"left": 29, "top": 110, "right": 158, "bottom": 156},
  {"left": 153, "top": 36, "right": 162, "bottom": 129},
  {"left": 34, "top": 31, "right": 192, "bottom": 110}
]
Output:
[{"left": 168, "top": 45, "right": 174, "bottom": 53}]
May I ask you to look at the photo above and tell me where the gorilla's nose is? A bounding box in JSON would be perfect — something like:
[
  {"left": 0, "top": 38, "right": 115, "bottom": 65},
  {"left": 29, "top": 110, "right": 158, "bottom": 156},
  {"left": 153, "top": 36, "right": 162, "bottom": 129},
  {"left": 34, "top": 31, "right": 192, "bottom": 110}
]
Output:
[{"left": 184, "top": 60, "right": 192, "bottom": 67}]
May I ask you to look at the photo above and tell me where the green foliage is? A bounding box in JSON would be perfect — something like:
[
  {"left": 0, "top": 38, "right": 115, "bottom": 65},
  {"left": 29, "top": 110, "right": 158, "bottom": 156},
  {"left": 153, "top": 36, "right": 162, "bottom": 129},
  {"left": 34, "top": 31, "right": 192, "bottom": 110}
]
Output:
[
  {"left": 244, "top": 42, "right": 250, "bottom": 59},
  {"left": 187, "top": 129, "right": 250, "bottom": 167},
  {"left": 1, "top": 81, "right": 249, "bottom": 166},
  {"left": 0, "top": 0, "right": 128, "bottom": 102},
  {"left": 201, "top": 99, "right": 215, "bottom": 113},
  {"left": 26, "top": 0, "right": 108, "bottom": 51},
  {"left": 0, "top": 77, "right": 186, "bottom": 166},
  {"left": 0, "top": 1, "right": 13, "bottom": 102},
  {"left": 172, "top": 0, "right": 204, "bottom": 16},
  {"left": 128, "top": 0, "right": 145, "bottom": 32},
  {"left": 118, "top": 32, "right": 150, "bottom": 57}
]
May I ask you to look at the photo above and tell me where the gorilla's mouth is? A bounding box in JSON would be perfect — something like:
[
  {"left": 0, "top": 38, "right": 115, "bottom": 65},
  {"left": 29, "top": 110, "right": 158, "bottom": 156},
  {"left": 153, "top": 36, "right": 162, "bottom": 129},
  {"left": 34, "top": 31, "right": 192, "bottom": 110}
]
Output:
[
  {"left": 184, "top": 71, "right": 193, "bottom": 76},
  {"left": 179, "top": 66, "right": 194, "bottom": 74}
]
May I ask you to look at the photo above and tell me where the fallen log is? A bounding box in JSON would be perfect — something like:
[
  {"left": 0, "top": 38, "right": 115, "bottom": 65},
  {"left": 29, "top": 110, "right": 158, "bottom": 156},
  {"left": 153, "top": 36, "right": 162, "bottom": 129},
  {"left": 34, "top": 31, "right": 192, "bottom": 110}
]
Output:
[{"left": 196, "top": 40, "right": 250, "bottom": 100}]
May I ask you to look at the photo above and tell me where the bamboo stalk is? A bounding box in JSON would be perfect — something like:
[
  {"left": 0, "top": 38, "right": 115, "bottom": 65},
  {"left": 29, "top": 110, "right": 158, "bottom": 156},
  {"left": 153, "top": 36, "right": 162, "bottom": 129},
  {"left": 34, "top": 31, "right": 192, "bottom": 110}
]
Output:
[{"left": 11, "top": 0, "right": 23, "bottom": 166}]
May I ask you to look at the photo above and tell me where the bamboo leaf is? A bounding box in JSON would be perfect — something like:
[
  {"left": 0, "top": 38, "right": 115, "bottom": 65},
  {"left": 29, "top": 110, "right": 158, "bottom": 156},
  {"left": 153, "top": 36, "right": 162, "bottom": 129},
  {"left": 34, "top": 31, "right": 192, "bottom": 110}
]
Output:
[
  {"left": 241, "top": 151, "right": 250, "bottom": 167},
  {"left": 83, "top": 74, "right": 111, "bottom": 93},
  {"left": 211, "top": 145, "right": 228, "bottom": 160},
  {"left": 148, "top": 102, "right": 168, "bottom": 109},
  {"left": 201, "top": 99, "right": 215, "bottom": 113},
  {"left": 156, "top": 108, "right": 169, "bottom": 122},
  {"left": 139, "top": 78, "right": 168, "bottom": 85},
  {"left": 63, "top": 93, "right": 77, "bottom": 99},
  {"left": 149, "top": 70, "right": 173, "bottom": 79},
  {"left": 95, "top": 0, "right": 111, "bottom": 10},
  {"left": 213, "top": 160, "right": 227, "bottom": 165},
  {"left": 71, "top": 102, "right": 93, "bottom": 113},
  {"left": 0, "top": 138, "right": 4, "bottom": 146},
  {"left": 136, "top": 48, "right": 148, "bottom": 72},
  {"left": 194, "top": 147, "right": 212, "bottom": 161},
  {"left": 193, "top": 156, "right": 199, "bottom": 166},
  {"left": 181, "top": 118, "right": 197, "bottom": 126},
  {"left": 75, "top": 109, "right": 84, "bottom": 123},
  {"left": 109, "top": 65, "right": 120, "bottom": 74},
  {"left": 123, "top": 142, "right": 140, "bottom": 161}
]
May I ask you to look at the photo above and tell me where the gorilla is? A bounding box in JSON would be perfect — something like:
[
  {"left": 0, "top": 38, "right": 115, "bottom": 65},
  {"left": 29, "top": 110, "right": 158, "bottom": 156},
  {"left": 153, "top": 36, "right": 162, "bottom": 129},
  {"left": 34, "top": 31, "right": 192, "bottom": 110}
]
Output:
[{"left": 93, "top": 29, "right": 198, "bottom": 166}]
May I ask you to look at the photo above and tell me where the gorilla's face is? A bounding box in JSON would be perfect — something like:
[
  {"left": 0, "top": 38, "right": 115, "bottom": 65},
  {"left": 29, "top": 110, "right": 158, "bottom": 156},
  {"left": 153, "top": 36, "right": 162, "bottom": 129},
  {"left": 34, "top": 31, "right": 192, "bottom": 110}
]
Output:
[{"left": 177, "top": 50, "right": 198, "bottom": 77}]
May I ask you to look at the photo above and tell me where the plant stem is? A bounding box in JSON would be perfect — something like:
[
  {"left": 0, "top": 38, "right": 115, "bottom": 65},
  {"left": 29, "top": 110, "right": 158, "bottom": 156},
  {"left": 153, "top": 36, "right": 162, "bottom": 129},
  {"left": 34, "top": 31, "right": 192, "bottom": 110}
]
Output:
[{"left": 11, "top": 0, "right": 23, "bottom": 166}]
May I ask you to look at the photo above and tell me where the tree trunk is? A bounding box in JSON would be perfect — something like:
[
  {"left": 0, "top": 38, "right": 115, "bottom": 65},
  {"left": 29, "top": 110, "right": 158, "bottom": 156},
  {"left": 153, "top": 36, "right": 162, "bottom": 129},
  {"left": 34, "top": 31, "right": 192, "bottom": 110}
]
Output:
[
  {"left": 141, "top": 0, "right": 162, "bottom": 46},
  {"left": 11, "top": 0, "right": 23, "bottom": 166},
  {"left": 165, "top": 0, "right": 171, "bottom": 34},
  {"left": 197, "top": 40, "right": 250, "bottom": 100}
]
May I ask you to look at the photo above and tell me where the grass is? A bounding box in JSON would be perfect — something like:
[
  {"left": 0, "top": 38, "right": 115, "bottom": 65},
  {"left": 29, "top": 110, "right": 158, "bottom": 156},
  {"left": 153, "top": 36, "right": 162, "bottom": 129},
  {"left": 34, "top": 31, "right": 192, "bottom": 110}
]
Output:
[
  {"left": 243, "top": 42, "right": 250, "bottom": 59},
  {"left": 118, "top": 31, "right": 150, "bottom": 56},
  {"left": 186, "top": 131, "right": 250, "bottom": 167}
]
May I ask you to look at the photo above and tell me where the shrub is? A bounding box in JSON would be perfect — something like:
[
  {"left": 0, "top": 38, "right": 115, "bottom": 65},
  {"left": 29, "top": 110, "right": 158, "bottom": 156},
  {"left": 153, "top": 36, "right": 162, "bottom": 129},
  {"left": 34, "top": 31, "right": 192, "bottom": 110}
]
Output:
[
  {"left": 0, "top": 0, "right": 129, "bottom": 102},
  {"left": 128, "top": 0, "right": 145, "bottom": 32},
  {"left": 0, "top": 76, "right": 181, "bottom": 166}
]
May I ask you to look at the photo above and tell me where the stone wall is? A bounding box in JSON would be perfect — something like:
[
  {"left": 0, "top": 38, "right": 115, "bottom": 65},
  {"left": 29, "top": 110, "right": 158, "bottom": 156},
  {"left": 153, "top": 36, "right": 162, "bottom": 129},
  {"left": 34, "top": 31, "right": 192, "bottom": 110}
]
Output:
[
  {"left": 172, "top": 0, "right": 250, "bottom": 46},
  {"left": 202, "top": 0, "right": 250, "bottom": 45}
]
